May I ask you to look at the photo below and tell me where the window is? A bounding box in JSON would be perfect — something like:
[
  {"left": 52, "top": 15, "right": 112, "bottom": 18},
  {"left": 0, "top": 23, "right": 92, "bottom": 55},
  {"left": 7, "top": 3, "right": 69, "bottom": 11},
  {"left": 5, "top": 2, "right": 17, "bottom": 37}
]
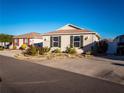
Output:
[
  {"left": 52, "top": 37, "right": 59, "bottom": 47},
  {"left": 14, "top": 39, "right": 19, "bottom": 46},
  {"left": 73, "top": 36, "right": 80, "bottom": 47}
]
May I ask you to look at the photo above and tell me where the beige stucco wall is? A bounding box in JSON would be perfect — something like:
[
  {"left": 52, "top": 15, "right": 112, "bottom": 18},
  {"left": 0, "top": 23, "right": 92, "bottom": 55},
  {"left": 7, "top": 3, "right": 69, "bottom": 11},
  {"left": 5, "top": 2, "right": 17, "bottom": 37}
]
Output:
[
  {"left": 42, "top": 33, "right": 99, "bottom": 53},
  {"left": 61, "top": 35, "right": 70, "bottom": 51},
  {"left": 43, "top": 35, "right": 70, "bottom": 51},
  {"left": 83, "top": 34, "right": 99, "bottom": 52},
  {"left": 43, "top": 36, "right": 51, "bottom": 47}
]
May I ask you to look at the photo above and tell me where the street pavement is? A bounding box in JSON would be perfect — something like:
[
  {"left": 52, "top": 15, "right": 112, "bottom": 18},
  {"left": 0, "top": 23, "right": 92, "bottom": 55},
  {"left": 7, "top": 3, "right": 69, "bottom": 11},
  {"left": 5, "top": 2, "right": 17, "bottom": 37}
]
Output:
[{"left": 0, "top": 55, "right": 124, "bottom": 93}]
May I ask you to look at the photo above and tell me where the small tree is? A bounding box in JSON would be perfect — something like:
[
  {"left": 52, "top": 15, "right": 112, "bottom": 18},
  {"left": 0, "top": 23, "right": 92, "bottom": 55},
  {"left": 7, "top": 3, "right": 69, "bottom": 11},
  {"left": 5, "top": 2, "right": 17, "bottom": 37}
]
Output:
[
  {"left": 25, "top": 45, "right": 37, "bottom": 56},
  {"left": 38, "top": 47, "right": 50, "bottom": 55}
]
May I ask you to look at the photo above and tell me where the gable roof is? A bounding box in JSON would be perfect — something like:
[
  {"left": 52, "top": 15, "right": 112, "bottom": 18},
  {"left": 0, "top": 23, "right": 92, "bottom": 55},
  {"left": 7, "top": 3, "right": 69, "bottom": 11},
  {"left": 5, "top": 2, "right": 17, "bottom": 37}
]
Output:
[
  {"left": 13, "top": 32, "right": 42, "bottom": 39},
  {"left": 43, "top": 24, "right": 98, "bottom": 35},
  {"left": 57, "top": 24, "right": 83, "bottom": 30}
]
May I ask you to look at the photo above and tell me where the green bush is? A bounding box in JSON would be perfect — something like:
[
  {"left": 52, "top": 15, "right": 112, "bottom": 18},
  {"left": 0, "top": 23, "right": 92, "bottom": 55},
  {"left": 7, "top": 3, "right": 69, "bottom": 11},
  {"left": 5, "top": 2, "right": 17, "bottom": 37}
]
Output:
[
  {"left": 25, "top": 45, "right": 37, "bottom": 56},
  {"left": 20, "top": 44, "right": 27, "bottom": 50},
  {"left": 13, "top": 46, "right": 17, "bottom": 50},
  {"left": 66, "top": 47, "right": 77, "bottom": 54},
  {"left": 0, "top": 46, "right": 4, "bottom": 51},
  {"left": 52, "top": 48, "right": 61, "bottom": 53},
  {"left": 38, "top": 47, "right": 50, "bottom": 55}
]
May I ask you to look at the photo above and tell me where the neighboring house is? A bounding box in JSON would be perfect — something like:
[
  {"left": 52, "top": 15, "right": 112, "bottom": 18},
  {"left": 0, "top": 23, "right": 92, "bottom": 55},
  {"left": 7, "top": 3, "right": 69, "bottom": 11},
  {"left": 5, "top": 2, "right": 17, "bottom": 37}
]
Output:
[
  {"left": 12, "top": 32, "right": 43, "bottom": 49},
  {"left": 43, "top": 24, "right": 100, "bottom": 53},
  {"left": 107, "top": 35, "right": 124, "bottom": 55}
]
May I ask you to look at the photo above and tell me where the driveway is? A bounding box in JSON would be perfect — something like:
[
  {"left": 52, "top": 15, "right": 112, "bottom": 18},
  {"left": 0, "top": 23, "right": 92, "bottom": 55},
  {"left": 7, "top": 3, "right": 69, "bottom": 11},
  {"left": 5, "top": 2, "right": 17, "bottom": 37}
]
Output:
[{"left": 0, "top": 55, "right": 124, "bottom": 93}]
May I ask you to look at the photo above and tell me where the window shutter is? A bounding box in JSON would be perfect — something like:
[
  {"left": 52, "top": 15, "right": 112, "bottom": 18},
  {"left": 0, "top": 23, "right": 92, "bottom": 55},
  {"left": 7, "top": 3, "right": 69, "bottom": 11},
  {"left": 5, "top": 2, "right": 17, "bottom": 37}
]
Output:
[
  {"left": 80, "top": 36, "right": 83, "bottom": 48},
  {"left": 59, "top": 36, "right": 61, "bottom": 47},
  {"left": 50, "top": 36, "right": 52, "bottom": 47},
  {"left": 70, "top": 36, "right": 73, "bottom": 47}
]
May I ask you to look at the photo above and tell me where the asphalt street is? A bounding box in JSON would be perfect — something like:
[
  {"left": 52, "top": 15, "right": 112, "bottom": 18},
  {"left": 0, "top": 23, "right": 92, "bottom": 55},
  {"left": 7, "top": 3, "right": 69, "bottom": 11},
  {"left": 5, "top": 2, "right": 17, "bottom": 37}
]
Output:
[{"left": 0, "top": 55, "right": 124, "bottom": 93}]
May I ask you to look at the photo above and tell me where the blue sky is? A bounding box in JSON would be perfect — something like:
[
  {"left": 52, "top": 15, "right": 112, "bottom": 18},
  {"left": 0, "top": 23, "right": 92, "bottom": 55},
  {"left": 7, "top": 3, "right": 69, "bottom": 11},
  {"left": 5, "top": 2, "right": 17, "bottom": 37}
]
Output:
[{"left": 0, "top": 0, "right": 124, "bottom": 38}]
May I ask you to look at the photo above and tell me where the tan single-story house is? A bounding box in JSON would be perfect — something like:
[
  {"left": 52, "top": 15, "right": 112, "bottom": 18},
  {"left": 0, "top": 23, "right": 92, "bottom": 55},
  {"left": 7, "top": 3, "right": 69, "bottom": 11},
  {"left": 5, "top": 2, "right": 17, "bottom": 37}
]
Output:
[
  {"left": 42, "top": 24, "right": 100, "bottom": 53},
  {"left": 11, "top": 32, "right": 43, "bottom": 49},
  {"left": 12, "top": 24, "right": 100, "bottom": 53}
]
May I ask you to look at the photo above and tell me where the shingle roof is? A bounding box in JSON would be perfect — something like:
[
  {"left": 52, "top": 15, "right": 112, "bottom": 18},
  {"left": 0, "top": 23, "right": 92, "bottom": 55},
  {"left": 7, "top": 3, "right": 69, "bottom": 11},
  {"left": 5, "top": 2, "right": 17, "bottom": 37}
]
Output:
[
  {"left": 13, "top": 32, "right": 42, "bottom": 39},
  {"left": 43, "top": 29, "right": 93, "bottom": 35}
]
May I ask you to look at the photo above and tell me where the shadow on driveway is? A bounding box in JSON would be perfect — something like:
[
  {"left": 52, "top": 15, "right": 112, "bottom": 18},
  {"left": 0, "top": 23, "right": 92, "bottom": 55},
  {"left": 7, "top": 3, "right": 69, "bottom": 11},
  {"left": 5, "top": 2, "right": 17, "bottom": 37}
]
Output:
[
  {"left": 0, "top": 55, "right": 124, "bottom": 93},
  {"left": 112, "top": 63, "right": 124, "bottom": 67},
  {"left": 94, "top": 54, "right": 124, "bottom": 61}
]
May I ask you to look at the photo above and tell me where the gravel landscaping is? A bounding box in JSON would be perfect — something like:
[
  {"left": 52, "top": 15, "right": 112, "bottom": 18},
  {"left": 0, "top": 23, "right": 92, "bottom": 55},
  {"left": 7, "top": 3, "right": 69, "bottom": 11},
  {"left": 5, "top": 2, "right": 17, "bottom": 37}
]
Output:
[{"left": 0, "top": 50, "right": 124, "bottom": 85}]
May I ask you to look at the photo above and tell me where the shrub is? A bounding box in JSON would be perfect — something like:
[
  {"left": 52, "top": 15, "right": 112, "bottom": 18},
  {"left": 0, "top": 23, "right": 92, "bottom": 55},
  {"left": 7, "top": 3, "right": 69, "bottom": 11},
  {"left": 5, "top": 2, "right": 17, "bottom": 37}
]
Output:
[
  {"left": 13, "top": 46, "right": 17, "bottom": 50},
  {"left": 66, "top": 47, "right": 77, "bottom": 54},
  {"left": 20, "top": 44, "right": 27, "bottom": 50},
  {"left": 25, "top": 45, "right": 37, "bottom": 56},
  {"left": 52, "top": 48, "right": 61, "bottom": 53},
  {"left": 38, "top": 47, "right": 50, "bottom": 55},
  {"left": 0, "top": 46, "right": 4, "bottom": 51}
]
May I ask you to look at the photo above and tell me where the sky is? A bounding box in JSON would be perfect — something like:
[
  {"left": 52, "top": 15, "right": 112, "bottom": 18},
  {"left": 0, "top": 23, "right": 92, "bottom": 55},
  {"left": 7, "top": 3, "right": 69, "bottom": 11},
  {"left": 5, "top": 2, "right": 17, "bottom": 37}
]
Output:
[{"left": 0, "top": 0, "right": 124, "bottom": 38}]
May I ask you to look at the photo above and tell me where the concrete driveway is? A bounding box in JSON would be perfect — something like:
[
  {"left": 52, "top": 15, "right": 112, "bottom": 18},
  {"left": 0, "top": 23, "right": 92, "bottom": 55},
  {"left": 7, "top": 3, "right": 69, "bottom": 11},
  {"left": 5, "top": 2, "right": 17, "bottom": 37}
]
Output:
[{"left": 0, "top": 55, "right": 124, "bottom": 93}]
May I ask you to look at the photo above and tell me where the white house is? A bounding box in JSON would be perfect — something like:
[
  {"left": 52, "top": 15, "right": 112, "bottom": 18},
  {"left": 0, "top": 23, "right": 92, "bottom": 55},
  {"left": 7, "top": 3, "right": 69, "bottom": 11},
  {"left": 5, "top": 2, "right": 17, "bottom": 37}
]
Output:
[
  {"left": 42, "top": 24, "right": 100, "bottom": 53},
  {"left": 12, "top": 32, "right": 43, "bottom": 49}
]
